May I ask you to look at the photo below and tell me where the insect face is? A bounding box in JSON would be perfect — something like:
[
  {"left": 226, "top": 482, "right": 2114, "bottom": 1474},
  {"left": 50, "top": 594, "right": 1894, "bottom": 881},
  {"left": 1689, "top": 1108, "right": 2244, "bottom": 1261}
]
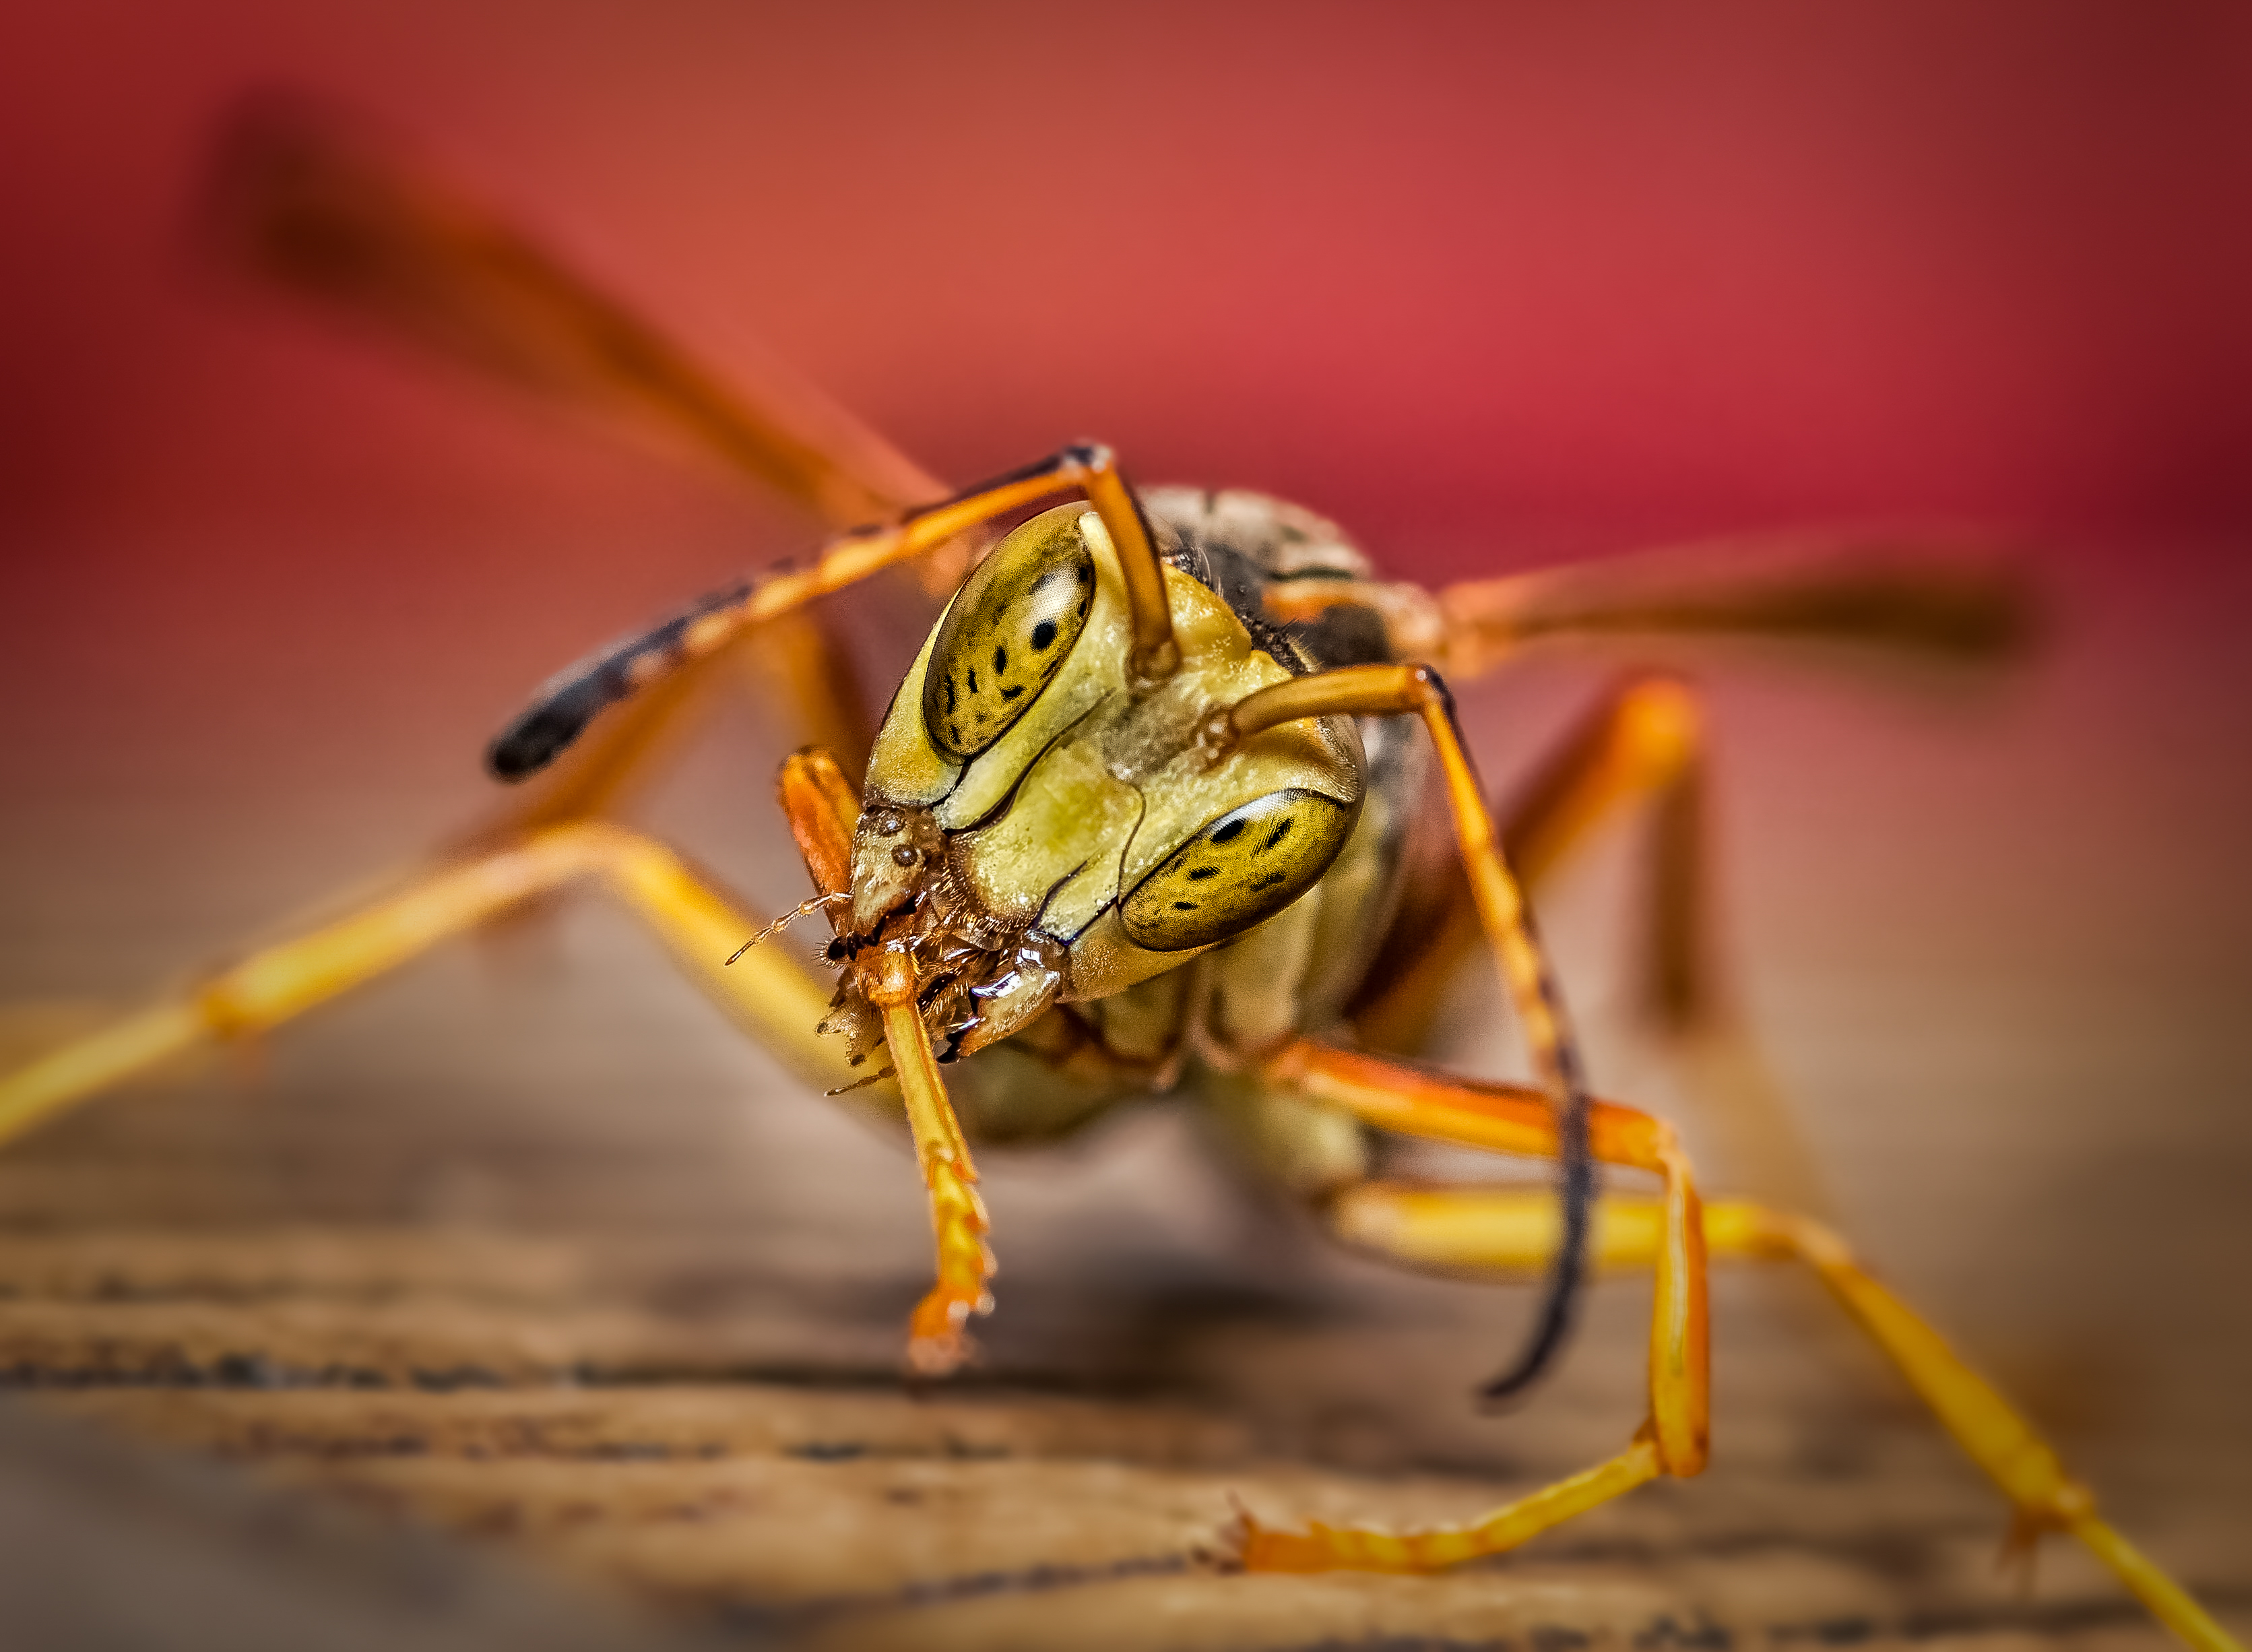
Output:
[{"left": 830, "top": 503, "right": 1363, "bottom": 1060}]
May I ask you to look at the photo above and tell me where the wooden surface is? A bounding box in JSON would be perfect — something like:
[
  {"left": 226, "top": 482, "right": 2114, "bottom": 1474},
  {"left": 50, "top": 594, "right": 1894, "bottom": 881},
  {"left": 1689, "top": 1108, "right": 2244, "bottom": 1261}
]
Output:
[{"left": 0, "top": 1017, "right": 2244, "bottom": 1650}]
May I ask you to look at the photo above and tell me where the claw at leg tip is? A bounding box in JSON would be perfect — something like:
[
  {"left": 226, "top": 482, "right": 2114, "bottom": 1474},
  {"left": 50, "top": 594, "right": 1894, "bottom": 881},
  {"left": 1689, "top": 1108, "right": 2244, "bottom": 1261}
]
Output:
[
  {"left": 1231, "top": 1513, "right": 1334, "bottom": 1574},
  {"left": 905, "top": 1283, "right": 991, "bottom": 1377},
  {"left": 906, "top": 1333, "right": 969, "bottom": 1377}
]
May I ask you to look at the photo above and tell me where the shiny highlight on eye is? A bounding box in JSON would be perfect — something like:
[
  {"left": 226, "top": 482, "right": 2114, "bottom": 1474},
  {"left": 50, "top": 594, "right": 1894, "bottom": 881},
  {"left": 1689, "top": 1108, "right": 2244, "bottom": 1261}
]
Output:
[{"left": 922, "top": 510, "right": 1096, "bottom": 759}]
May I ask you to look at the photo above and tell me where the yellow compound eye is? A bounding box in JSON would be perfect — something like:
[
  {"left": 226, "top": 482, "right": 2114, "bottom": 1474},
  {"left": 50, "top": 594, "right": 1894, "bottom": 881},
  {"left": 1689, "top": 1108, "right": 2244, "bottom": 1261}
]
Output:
[
  {"left": 1122, "top": 789, "right": 1359, "bottom": 953},
  {"left": 922, "top": 509, "right": 1097, "bottom": 759}
]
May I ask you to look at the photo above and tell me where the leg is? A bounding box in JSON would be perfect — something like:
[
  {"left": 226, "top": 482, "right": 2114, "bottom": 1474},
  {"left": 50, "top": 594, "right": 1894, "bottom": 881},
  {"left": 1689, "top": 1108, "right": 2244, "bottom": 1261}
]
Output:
[
  {"left": 1227, "top": 1048, "right": 1694, "bottom": 1569},
  {"left": 3, "top": 606, "right": 883, "bottom": 1129},
  {"left": 1255, "top": 1037, "right": 1710, "bottom": 1517},
  {"left": 1347, "top": 673, "right": 1832, "bottom": 1214},
  {"left": 0, "top": 822, "right": 867, "bottom": 1153},
  {"left": 8, "top": 431, "right": 1188, "bottom": 1118},
  {"left": 1322, "top": 1176, "right": 2238, "bottom": 1652},
  {"left": 1234, "top": 1040, "right": 2235, "bottom": 1652},
  {"left": 777, "top": 749, "right": 992, "bottom": 1375}
]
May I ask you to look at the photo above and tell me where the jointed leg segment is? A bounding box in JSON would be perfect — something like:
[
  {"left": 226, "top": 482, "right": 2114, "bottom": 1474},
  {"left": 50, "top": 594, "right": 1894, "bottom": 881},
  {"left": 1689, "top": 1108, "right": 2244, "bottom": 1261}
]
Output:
[
  {"left": 1261, "top": 1038, "right": 1710, "bottom": 1486},
  {"left": 778, "top": 749, "right": 994, "bottom": 1376},
  {"left": 1235, "top": 1040, "right": 2236, "bottom": 1652},
  {"left": 0, "top": 821, "right": 862, "bottom": 1153}
]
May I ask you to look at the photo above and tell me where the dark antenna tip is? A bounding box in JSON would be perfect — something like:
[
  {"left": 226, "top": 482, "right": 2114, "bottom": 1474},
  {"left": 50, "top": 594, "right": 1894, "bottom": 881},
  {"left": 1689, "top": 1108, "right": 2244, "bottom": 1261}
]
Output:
[
  {"left": 484, "top": 703, "right": 590, "bottom": 782},
  {"left": 1474, "top": 1260, "right": 1583, "bottom": 1411},
  {"left": 1473, "top": 1110, "right": 1597, "bottom": 1412}
]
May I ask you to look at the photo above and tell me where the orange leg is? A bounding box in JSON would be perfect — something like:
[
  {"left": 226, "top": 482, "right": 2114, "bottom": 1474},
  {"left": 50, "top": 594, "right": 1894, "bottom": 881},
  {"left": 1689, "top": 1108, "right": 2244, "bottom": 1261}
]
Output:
[
  {"left": 1347, "top": 673, "right": 1831, "bottom": 1215},
  {"left": 1237, "top": 1041, "right": 2239, "bottom": 1652},
  {"left": 777, "top": 749, "right": 994, "bottom": 1376},
  {"left": 1257, "top": 1039, "right": 1709, "bottom": 1498}
]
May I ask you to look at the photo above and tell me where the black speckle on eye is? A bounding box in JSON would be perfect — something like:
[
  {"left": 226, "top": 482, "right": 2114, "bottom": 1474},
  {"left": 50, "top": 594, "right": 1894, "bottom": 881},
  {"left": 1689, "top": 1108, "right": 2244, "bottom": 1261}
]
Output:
[
  {"left": 920, "top": 516, "right": 1096, "bottom": 759},
  {"left": 1211, "top": 818, "right": 1246, "bottom": 844},
  {"left": 1187, "top": 866, "right": 1217, "bottom": 881},
  {"left": 1262, "top": 817, "right": 1295, "bottom": 850},
  {"left": 1250, "top": 872, "right": 1286, "bottom": 891},
  {"left": 1173, "top": 900, "right": 1197, "bottom": 911},
  {"left": 1076, "top": 598, "right": 1089, "bottom": 617}
]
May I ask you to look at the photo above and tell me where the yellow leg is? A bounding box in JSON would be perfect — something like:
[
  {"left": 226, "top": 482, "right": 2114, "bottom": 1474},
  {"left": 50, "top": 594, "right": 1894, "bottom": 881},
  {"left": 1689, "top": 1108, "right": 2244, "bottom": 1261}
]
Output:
[
  {"left": 1227, "top": 1046, "right": 1702, "bottom": 1572},
  {"left": 1256, "top": 1038, "right": 1710, "bottom": 1488},
  {"left": 1236, "top": 1436, "right": 1663, "bottom": 1573},
  {"left": 878, "top": 976, "right": 995, "bottom": 1376},
  {"left": 1320, "top": 1179, "right": 2240, "bottom": 1652},
  {"left": 0, "top": 822, "right": 865, "bottom": 1153}
]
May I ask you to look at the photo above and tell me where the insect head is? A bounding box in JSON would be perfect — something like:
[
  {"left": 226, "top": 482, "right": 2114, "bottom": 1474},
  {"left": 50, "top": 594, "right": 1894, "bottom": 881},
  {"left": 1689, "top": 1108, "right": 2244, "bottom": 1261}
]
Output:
[{"left": 821, "top": 503, "right": 1365, "bottom": 1064}]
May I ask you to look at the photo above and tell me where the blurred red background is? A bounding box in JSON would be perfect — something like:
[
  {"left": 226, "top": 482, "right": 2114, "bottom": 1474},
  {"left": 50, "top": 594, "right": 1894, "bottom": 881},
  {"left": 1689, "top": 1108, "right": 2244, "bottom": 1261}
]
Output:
[
  {"left": 1, "top": 0, "right": 2248, "bottom": 1551},
  {"left": 9, "top": 3, "right": 2252, "bottom": 534}
]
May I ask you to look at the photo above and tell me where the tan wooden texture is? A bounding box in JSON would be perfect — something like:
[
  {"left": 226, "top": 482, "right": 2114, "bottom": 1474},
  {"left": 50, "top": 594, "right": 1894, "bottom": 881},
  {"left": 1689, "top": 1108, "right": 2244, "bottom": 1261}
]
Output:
[{"left": 0, "top": 1041, "right": 2242, "bottom": 1650}]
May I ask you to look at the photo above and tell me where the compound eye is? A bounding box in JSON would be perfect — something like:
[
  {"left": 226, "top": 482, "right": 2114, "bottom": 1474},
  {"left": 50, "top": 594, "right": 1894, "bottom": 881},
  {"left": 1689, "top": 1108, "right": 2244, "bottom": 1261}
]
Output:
[
  {"left": 1122, "top": 789, "right": 1358, "bottom": 953},
  {"left": 922, "top": 509, "right": 1097, "bottom": 759}
]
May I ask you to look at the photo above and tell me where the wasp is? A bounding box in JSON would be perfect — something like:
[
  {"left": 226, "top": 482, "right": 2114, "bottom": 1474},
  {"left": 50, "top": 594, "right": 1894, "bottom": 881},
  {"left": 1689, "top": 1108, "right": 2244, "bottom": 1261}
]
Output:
[{"left": 0, "top": 98, "right": 2232, "bottom": 1652}]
